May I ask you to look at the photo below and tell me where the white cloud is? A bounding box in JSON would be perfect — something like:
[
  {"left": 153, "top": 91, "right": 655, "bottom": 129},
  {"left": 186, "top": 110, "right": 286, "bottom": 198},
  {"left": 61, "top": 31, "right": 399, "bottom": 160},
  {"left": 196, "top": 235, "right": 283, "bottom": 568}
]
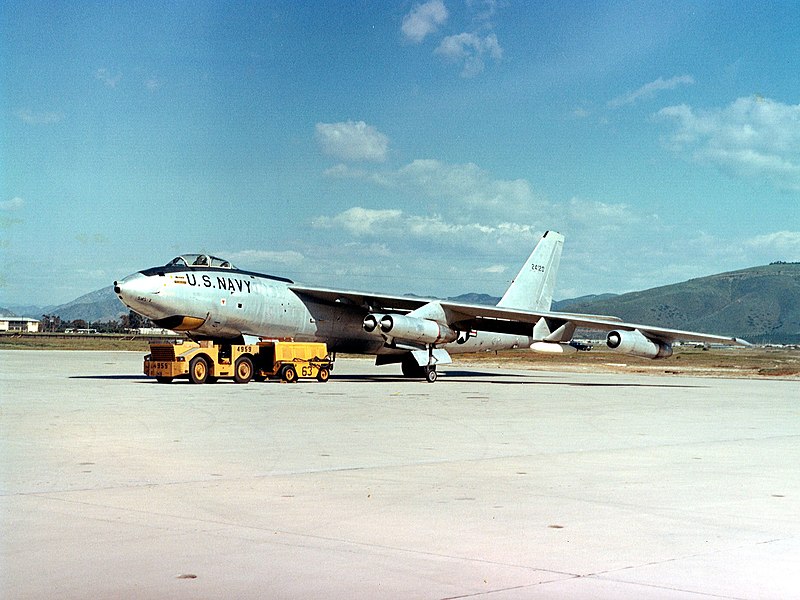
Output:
[
  {"left": 313, "top": 207, "right": 539, "bottom": 250},
  {"left": 469, "top": 0, "right": 499, "bottom": 22},
  {"left": 313, "top": 207, "right": 402, "bottom": 236},
  {"left": 746, "top": 231, "right": 800, "bottom": 255},
  {"left": 399, "top": 159, "right": 536, "bottom": 213},
  {"left": 95, "top": 67, "right": 122, "bottom": 88},
  {"left": 1, "top": 197, "right": 24, "bottom": 211},
  {"left": 224, "top": 249, "right": 305, "bottom": 265},
  {"left": 435, "top": 32, "right": 502, "bottom": 77},
  {"left": 15, "top": 109, "right": 62, "bottom": 125},
  {"left": 315, "top": 121, "right": 389, "bottom": 162},
  {"left": 658, "top": 96, "right": 800, "bottom": 191},
  {"left": 609, "top": 75, "right": 694, "bottom": 108},
  {"left": 478, "top": 264, "right": 507, "bottom": 274},
  {"left": 322, "top": 158, "right": 538, "bottom": 215},
  {"left": 566, "top": 198, "right": 641, "bottom": 227},
  {"left": 402, "top": 0, "right": 449, "bottom": 43}
]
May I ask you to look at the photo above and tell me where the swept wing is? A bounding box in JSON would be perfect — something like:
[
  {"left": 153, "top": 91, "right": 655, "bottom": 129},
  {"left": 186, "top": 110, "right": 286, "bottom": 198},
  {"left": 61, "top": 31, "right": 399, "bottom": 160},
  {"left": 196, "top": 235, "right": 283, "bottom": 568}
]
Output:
[{"left": 289, "top": 285, "right": 749, "bottom": 347}]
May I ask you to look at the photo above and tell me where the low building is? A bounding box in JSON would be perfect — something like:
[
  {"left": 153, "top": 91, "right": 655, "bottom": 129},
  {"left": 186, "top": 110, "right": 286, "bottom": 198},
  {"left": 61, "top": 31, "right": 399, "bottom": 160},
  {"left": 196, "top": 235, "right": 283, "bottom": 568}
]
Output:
[
  {"left": 134, "top": 327, "right": 179, "bottom": 336},
  {"left": 0, "top": 317, "right": 41, "bottom": 333}
]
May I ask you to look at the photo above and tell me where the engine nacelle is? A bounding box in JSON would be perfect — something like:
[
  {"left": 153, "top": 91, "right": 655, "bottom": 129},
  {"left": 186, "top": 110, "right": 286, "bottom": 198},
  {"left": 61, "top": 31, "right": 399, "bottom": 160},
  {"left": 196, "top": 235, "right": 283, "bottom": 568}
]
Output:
[
  {"left": 606, "top": 329, "right": 673, "bottom": 359},
  {"left": 377, "top": 314, "right": 458, "bottom": 345}
]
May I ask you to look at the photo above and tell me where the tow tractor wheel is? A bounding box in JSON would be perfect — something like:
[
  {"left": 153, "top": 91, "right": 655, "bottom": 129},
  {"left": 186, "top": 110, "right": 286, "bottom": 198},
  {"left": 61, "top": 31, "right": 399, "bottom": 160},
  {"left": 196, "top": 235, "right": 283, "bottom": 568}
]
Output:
[
  {"left": 234, "top": 356, "right": 254, "bottom": 384},
  {"left": 316, "top": 368, "right": 330, "bottom": 383},
  {"left": 189, "top": 356, "right": 209, "bottom": 384},
  {"left": 281, "top": 365, "right": 298, "bottom": 383}
]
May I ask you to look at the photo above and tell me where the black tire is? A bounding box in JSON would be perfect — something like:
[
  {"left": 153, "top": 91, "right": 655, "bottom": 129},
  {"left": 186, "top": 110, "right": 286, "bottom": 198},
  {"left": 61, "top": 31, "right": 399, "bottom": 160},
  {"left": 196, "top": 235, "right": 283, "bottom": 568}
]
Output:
[
  {"left": 189, "top": 355, "right": 209, "bottom": 384},
  {"left": 234, "top": 356, "right": 254, "bottom": 384},
  {"left": 156, "top": 376, "right": 173, "bottom": 384},
  {"left": 281, "top": 365, "right": 298, "bottom": 383},
  {"left": 425, "top": 368, "right": 438, "bottom": 383},
  {"left": 316, "top": 368, "right": 330, "bottom": 383}
]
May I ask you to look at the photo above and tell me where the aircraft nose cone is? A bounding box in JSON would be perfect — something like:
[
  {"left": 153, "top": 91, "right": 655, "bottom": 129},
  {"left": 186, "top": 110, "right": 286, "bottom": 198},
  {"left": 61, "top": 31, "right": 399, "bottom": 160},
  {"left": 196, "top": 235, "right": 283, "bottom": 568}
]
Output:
[
  {"left": 114, "top": 272, "right": 164, "bottom": 316},
  {"left": 115, "top": 272, "right": 149, "bottom": 299}
]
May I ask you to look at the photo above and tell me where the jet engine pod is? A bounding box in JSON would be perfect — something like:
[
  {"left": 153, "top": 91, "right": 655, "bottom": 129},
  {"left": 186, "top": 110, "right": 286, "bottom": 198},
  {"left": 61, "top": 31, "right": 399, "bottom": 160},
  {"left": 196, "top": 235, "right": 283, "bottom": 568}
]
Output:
[
  {"left": 362, "top": 313, "right": 386, "bottom": 334},
  {"left": 606, "top": 329, "right": 673, "bottom": 359},
  {"left": 378, "top": 314, "right": 458, "bottom": 345}
]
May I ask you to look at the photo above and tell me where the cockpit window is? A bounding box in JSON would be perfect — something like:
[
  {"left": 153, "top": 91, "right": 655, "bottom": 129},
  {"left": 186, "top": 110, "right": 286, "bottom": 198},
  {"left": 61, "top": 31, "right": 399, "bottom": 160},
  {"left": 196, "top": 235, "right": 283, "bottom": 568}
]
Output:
[{"left": 167, "top": 254, "right": 235, "bottom": 269}]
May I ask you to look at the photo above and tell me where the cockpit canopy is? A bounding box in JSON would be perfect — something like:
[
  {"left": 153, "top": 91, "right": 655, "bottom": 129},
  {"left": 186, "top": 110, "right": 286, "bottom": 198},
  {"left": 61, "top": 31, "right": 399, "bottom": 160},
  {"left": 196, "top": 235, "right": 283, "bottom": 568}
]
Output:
[{"left": 167, "top": 254, "right": 235, "bottom": 269}]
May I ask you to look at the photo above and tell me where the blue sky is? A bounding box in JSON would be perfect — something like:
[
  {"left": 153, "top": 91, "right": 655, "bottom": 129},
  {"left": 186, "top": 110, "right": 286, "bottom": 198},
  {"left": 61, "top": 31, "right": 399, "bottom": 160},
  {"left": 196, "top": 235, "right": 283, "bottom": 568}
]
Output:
[{"left": 3, "top": 0, "right": 799, "bottom": 307}]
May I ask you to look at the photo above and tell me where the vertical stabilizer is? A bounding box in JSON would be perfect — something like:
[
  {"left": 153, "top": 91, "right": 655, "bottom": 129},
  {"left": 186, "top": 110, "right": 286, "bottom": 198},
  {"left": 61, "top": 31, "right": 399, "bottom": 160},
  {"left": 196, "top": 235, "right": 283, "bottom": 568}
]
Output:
[{"left": 497, "top": 231, "right": 564, "bottom": 311}]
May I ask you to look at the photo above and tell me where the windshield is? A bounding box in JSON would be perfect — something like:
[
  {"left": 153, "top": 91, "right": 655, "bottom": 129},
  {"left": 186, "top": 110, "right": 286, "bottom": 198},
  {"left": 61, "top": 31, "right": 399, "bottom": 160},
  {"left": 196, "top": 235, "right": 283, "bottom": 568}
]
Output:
[{"left": 167, "top": 254, "right": 234, "bottom": 269}]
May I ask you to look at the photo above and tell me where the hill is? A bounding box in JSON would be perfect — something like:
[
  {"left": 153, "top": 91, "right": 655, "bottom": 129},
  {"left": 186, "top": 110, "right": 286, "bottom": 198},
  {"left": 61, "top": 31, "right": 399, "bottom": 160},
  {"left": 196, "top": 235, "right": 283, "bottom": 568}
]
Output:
[
  {"left": 552, "top": 293, "right": 617, "bottom": 311},
  {"left": 559, "top": 263, "right": 800, "bottom": 344},
  {"left": 47, "top": 286, "right": 127, "bottom": 322}
]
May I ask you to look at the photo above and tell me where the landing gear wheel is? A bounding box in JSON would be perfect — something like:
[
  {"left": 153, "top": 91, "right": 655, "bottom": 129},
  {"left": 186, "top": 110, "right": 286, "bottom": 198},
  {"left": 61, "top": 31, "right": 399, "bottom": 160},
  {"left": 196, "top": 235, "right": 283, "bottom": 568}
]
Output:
[
  {"left": 281, "top": 365, "right": 298, "bottom": 383},
  {"left": 189, "top": 356, "right": 209, "bottom": 384},
  {"left": 156, "top": 376, "right": 173, "bottom": 384},
  {"left": 424, "top": 367, "right": 438, "bottom": 383},
  {"left": 316, "top": 368, "right": 330, "bottom": 383},
  {"left": 234, "top": 356, "right": 254, "bottom": 384}
]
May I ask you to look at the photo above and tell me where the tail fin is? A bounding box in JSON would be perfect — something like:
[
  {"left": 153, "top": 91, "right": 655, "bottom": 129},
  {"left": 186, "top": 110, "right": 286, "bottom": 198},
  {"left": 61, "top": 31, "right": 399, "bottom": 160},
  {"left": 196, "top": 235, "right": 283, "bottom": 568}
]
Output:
[{"left": 497, "top": 231, "right": 564, "bottom": 311}]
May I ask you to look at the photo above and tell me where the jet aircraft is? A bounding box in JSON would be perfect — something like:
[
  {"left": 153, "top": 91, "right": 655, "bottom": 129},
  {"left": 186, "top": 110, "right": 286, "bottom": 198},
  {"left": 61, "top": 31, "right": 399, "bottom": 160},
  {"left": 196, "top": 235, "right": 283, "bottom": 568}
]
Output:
[{"left": 114, "top": 231, "right": 748, "bottom": 382}]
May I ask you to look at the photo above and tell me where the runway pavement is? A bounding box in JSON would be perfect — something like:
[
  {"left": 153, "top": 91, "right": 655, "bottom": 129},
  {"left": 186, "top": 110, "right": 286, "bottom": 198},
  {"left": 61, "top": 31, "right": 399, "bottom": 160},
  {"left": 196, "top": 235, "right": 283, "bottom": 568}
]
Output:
[{"left": 1, "top": 350, "right": 798, "bottom": 599}]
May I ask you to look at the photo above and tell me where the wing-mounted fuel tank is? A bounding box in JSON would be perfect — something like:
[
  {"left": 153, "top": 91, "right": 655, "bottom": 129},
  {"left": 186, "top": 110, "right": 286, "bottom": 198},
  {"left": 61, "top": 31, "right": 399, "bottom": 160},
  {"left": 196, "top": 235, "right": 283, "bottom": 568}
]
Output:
[
  {"left": 606, "top": 329, "right": 673, "bottom": 359},
  {"left": 363, "top": 313, "right": 458, "bottom": 345}
]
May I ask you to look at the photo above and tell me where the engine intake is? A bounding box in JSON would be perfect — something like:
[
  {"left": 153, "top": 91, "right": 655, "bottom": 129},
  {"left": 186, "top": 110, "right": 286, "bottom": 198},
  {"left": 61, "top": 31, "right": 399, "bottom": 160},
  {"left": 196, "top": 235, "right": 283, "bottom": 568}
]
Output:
[
  {"left": 606, "top": 329, "right": 673, "bottom": 359},
  {"left": 362, "top": 313, "right": 385, "bottom": 333}
]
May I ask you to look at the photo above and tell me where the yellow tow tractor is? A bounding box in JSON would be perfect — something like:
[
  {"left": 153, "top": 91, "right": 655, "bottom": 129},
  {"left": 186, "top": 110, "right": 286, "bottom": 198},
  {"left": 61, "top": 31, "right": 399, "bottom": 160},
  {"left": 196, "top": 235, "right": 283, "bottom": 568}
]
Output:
[{"left": 144, "top": 339, "right": 332, "bottom": 384}]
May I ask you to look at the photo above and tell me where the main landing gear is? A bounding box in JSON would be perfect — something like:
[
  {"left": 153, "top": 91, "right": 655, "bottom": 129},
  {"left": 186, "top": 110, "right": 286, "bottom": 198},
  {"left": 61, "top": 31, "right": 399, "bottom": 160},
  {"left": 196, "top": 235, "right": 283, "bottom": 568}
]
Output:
[{"left": 400, "top": 354, "right": 438, "bottom": 383}]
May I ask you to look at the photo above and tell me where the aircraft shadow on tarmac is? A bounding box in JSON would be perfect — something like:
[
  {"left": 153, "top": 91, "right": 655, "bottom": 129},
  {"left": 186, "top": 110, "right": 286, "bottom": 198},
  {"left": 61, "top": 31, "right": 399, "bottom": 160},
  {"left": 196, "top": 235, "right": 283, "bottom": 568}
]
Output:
[
  {"left": 70, "top": 375, "right": 149, "bottom": 380},
  {"left": 69, "top": 372, "right": 705, "bottom": 388},
  {"left": 332, "top": 371, "right": 706, "bottom": 389}
]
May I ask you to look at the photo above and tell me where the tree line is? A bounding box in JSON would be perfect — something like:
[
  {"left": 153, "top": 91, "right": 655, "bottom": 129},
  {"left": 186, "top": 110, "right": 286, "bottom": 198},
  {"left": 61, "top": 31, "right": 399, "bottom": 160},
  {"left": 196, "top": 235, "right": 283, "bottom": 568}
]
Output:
[{"left": 39, "top": 311, "right": 154, "bottom": 333}]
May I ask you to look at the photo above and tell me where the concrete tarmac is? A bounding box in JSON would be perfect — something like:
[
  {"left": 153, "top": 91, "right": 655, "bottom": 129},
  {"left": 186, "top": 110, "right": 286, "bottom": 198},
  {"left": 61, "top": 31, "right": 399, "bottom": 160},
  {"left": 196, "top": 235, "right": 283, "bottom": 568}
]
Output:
[{"left": 1, "top": 350, "right": 798, "bottom": 599}]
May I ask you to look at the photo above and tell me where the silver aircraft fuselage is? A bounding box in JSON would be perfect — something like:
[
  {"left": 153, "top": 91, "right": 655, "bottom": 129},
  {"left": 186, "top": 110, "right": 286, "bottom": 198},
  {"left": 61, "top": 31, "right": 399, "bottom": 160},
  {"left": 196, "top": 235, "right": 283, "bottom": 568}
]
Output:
[{"left": 114, "top": 262, "right": 532, "bottom": 356}]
